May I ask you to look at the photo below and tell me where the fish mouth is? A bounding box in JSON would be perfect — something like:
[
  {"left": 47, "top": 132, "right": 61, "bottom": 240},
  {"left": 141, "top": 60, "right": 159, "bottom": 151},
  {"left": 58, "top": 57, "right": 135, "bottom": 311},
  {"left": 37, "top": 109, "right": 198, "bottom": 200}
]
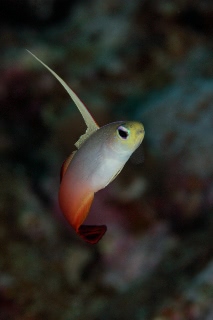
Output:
[
  {"left": 137, "top": 128, "right": 145, "bottom": 140},
  {"left": 137, "top": 130, "right": 145, "bottom": 147},
  {"left": 138, "top": 128, "right": 145, "bottom": 135}
]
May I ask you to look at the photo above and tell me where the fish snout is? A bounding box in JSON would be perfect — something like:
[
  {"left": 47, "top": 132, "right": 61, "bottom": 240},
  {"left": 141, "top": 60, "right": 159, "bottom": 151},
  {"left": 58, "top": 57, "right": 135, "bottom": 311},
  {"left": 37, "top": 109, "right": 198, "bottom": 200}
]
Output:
[
  {"left": 136, "top": 124, "right": 145, "bottom": 144},
  {"left": 137, "top": 127, "right": 145, "bottom": 136}
]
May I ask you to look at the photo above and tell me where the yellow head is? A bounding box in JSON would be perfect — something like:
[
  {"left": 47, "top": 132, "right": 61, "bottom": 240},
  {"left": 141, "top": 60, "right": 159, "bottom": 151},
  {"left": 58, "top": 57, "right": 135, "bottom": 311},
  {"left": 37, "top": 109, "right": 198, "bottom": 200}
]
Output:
[{"left": 103, "top": 121, "right": 145, "bottom": 158}]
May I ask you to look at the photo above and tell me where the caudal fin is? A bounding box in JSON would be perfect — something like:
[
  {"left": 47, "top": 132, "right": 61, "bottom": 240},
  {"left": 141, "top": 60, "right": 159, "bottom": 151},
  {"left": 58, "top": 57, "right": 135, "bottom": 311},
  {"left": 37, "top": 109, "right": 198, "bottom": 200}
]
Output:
[{"left": 78, "top": 225, "right": 107, "bottom": 244}]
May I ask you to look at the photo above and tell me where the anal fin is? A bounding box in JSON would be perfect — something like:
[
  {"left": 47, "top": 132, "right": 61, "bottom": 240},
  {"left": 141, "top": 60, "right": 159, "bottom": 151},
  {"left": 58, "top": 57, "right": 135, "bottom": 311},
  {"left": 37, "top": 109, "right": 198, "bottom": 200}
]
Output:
[{"left": 78, "top": 225, "right": 107, "bottom": 244}]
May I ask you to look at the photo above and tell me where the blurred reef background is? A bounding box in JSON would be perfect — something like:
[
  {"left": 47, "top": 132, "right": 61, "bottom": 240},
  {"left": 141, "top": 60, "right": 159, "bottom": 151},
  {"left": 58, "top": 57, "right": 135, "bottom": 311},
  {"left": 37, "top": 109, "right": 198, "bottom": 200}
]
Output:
[{"left": 1, "top": 0, "right": 213, "bottom": 319}]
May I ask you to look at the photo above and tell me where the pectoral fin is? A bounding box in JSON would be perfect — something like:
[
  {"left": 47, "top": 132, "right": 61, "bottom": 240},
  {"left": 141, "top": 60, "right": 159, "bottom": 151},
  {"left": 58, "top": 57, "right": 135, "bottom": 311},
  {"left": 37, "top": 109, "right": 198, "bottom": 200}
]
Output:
[{"left": 105, "top": 165, "right": 124, "bottom": 187}]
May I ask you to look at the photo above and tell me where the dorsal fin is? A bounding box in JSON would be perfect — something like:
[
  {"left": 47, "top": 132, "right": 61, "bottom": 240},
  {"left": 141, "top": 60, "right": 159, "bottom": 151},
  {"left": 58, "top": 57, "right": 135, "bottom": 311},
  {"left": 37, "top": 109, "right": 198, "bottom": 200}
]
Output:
[
  {"left": 60, "top": 151, "right": 76, "bottom": 183},
  {"left": 27, "top": 50, "right": 99, "bottom": 148}
]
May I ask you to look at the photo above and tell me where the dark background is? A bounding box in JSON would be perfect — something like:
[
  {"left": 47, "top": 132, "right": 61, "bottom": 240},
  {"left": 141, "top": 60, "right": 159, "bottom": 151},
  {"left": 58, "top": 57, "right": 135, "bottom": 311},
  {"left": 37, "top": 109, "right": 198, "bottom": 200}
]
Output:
[{"left": 1, "top": 0, "right": 213, "bottom": 319}]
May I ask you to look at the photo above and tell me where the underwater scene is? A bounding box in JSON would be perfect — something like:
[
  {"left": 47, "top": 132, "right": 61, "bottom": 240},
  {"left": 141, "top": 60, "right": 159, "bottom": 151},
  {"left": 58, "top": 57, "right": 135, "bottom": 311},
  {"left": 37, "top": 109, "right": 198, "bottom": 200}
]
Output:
[{"left": 1, "top": 0, "right": 213, "bottom": 319}]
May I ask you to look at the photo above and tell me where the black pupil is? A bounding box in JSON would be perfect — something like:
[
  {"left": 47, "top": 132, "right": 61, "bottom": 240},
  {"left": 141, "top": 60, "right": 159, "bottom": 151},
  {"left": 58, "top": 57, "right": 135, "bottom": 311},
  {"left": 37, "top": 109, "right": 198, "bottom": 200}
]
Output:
[{"left": 118, "top": 127, "right": 128, "bottom": 139}]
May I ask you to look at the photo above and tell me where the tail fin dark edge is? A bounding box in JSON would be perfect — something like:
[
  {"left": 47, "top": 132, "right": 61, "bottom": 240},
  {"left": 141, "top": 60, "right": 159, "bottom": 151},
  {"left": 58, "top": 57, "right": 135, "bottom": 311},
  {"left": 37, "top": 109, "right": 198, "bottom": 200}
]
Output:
[{"left": 78, "top": 225, "right": 107, "bottom": 244}]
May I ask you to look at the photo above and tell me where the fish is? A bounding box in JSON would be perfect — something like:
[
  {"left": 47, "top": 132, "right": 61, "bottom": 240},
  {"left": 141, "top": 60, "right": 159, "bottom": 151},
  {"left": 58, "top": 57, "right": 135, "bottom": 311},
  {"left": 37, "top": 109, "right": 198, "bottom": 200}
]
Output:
[{"left": 27, "top": 50, "right": 145, "bottom": 244}]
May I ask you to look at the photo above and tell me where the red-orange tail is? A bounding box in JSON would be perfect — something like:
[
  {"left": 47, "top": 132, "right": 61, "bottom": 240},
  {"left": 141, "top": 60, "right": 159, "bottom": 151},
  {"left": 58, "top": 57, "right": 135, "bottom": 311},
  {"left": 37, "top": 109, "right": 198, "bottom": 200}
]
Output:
[{"left": 78, "top": 225, "right": 107, "bottom": 244}]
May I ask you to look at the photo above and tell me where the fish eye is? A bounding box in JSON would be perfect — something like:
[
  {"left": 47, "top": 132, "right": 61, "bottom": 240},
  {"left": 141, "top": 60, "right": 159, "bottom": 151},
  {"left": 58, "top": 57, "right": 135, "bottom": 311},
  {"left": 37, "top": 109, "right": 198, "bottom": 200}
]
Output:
[{"left": 117, "top": 126, "right": 130, "bottom": 139}]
